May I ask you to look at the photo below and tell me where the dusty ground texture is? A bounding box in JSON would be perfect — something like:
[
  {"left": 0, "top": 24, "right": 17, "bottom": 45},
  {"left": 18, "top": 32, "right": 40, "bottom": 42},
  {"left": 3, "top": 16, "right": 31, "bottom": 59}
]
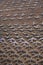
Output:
[
  {"left": 0, "top": 0, "right": 43, "bottom": 24},
  {"left": 0, "top": 0, "right": 43, "bottom": 65}
]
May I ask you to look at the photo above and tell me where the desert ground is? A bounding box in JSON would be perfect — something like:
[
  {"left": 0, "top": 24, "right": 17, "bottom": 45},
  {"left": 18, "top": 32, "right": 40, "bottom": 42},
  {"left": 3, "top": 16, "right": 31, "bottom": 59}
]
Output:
[{"left": 0, "top": 0, "right": 43, "bottom": 65}]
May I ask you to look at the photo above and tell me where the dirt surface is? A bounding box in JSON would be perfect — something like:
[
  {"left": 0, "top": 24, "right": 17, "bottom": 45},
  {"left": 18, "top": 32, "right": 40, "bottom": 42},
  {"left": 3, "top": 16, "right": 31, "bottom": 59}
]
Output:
[
  {"left": 0, "top": 0, "right": 43, "bottom": 25},
  {"left": 0, "top": 0, "right": 43, "bottom": 65},
  {"left": 0, "top": 23, "right": 43, "bottom": 65}
]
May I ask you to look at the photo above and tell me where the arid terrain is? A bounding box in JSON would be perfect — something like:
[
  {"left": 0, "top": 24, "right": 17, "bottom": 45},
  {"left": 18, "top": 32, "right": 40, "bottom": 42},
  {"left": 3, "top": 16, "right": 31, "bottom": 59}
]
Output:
[
  {"left": 0, "top": 0, "right": 43, "bottom": 24},
  {"left": 0, "top": 0, "right": 43, "bottom": 65}
]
